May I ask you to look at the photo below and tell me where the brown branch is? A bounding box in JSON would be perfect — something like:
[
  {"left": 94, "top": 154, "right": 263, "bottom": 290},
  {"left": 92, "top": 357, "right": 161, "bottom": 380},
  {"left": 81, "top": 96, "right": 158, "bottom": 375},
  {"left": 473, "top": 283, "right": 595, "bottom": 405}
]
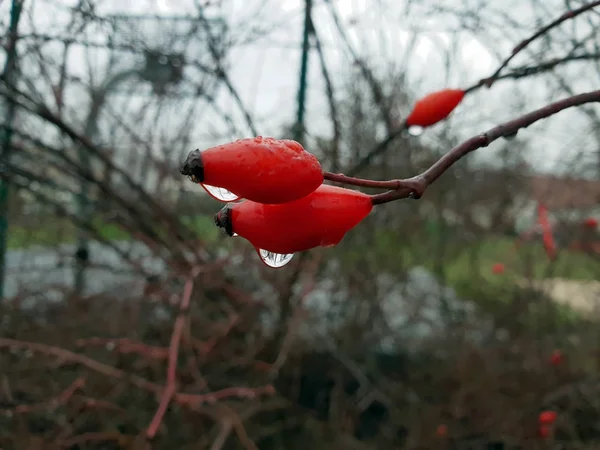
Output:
[
  {"left": 0, "top": 337, "right": 276, "bottom": 413},
  {"left": 0, "top": 377, "right": 85, "bottom": 415},
  {"left": 75, "top": 337, "right": 169, "bottom": 360},
  {"left": 76, "top": 396, "right": 126, "bottom": 413},
  {"left": 365, "top": 89, "right": 600, "bottom": 204},
  {"left": 175, "top": 385, "right": 276, "bottom": 408},
  {"left": 60, "top": 431, "right": 130, "bottom": 448},
  {"left": 0, "top": 338, "right": 163, "bottom": 393},
  {"left": 146, "top": 269, "right": 199, "bottom": 439},
  {"left": 324, "top": 172, "right": 399, "bottom": 190},
  {"left": 324, "top": 170, "right": 432, "bottom": 197},
  {"left": 468, "top": 0, "right": 600, "bottom": 91}
]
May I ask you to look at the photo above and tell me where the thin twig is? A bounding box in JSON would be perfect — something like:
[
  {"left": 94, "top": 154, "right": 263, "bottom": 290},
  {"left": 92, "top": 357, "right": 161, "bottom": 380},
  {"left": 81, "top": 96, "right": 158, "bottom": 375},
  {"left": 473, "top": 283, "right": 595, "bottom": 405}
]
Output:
[
  {"left": 0, "top": 337, "right": 276, "bottom": 411},
  {"left": 0, "top": 377, "right": 85, "bottom": 415},
  {"left": 146, "top": 268, "right": 200, "bottom": 439},
  {"left": 310, "top": 16, "right": 342, "bottom": 172},
  {"left": 75, "top": 337, "right": 169, "bottom": 360},
  {"left": 482, "top": 0, "right": 600, "bottom": 86},
  {"left": 0, "top": 338, "right": 162, "bottom": 393}
]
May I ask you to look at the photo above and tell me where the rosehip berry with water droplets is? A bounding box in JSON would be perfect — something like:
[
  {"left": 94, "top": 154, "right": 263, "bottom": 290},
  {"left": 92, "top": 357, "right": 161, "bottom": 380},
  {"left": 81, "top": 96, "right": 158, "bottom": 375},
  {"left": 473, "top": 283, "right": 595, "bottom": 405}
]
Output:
[
  {"left": 214, "top": 184, "right": 373, "bottom": 268},
  {"left": 406, "top": 89, "right": 465, "bottom": 128},
  {"left": 180, "top": 136, "right": 323, "bottom": 204}
]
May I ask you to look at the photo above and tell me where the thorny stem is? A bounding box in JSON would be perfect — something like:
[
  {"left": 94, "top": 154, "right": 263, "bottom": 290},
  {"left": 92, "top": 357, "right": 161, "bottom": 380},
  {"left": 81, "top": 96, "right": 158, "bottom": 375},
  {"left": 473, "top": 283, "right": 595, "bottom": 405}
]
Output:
[{"left": 365, "top": 89, "right": 600, "bottom": 205}]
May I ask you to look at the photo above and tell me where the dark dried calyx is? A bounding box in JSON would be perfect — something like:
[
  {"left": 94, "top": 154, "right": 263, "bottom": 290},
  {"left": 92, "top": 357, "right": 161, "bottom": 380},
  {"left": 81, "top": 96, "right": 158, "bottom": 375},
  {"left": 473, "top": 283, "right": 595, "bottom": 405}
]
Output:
[
  {"left": 214, "top": 204, "right": 234, "bottom": 236},
  {"left": 180, "top": 149, "right": 204, "bottom": 183}
]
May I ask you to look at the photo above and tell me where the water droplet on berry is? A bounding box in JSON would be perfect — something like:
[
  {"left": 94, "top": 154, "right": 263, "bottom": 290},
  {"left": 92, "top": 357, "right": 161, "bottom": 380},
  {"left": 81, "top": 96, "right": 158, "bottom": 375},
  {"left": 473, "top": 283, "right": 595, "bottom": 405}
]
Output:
[
  {"left": 254, "top": 136, "right": 263, "bottom": 143},
  {"left": 258, "top": 249, "right": 294, "bottom": 268},
  {"left": 201, "top": 184, "right": 239, "bottom": 202},
  {"left": 408, "top": 125, "right": 424, "bottom": 136}
]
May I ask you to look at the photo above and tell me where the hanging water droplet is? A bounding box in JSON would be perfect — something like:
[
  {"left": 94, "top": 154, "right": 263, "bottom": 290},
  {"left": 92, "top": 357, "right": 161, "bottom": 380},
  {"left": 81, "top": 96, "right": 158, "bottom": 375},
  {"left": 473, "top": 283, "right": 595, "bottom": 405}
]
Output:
[
  {"left": 408, "top": 125, "right": 424, "bottom": 136},
  {"left": 201, "top": 184, "right": 239, "bottom": 202},
  {"left": 504, "top": 131, "right": 518, "bottom": 141},
  {"left": 258, "top": 249, "right": 294, "bottom": 268}
]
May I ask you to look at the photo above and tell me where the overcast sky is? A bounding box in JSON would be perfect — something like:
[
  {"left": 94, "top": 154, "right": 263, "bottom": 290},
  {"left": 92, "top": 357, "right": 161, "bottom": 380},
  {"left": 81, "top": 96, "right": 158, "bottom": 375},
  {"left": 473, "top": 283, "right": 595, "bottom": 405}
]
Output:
[{"left": 2, "top": 0, "right": 599, "bottom": 176}]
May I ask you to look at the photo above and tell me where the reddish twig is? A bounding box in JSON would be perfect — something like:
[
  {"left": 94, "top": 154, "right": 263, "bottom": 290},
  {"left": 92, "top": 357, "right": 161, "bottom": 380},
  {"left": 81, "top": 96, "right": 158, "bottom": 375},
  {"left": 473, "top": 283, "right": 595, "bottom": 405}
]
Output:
[
  {"left": 192, "top": 314, "right": 240, "bottom": 356},
  {"left": 146, "top": 267, "right": 200, "bottom": 439},
  {"left": 77, "top": 396, "right": 126, "bottom": 412},
  {"left": 324, "top": 171, "right": 425, "bottom": 195},
  {"left": 1, "top": 377, "right": 85, "bottom": 415},
  {"left": 75, "top": 337, "right": 169, "bottom": 360},
  {"left": 175, "top": 385, "right": 276, "bottom": 408},
  {"left": 60, "top": 431, "right": 129, "bottom": 448},
  {"left": 324, "top": 172, "right": 400, "bottom": 189},
  {"left": 0, "top": 338, "right": 163, "bottom": 394}
]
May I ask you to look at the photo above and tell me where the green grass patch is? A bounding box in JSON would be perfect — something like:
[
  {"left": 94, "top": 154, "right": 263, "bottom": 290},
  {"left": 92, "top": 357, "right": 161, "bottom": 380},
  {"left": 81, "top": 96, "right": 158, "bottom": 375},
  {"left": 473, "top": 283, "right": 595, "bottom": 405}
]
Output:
[
  {"left": 336, "top": 227, "right": 598, "bottom": 329},
  {"left": 7, "top": 214, "right": 219, "bottom": 250},
  {"left": 338, "top": 228, "right": 599, "bottom": 282}
]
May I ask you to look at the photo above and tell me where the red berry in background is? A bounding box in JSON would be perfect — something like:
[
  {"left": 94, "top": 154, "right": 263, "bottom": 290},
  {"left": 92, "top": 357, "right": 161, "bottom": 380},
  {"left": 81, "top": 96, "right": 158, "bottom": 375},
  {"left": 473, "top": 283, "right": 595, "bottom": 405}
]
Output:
[
  {"left": 214, "top": 184, "right": 373, "bottom": 268},
  {"left": 180, "top": 136, "right": 323, "bottom": 204},
  {"left": 539, "top": 410, "right": 557, "bottom": 425},
  {"left": 436, "top": 424, "right": 448, "bottom": 437},
  {"left": 405, "top": 89, "right": 465, "bottom": 127},
  {"left": 583, "top": 217, "right": 598, "bottom": 228},
  {"left": 492, "top": 263, "right": 505, "bottom": 274},
  {"left": 538, "top": 424, "right": 551, "bottom": 439},
  {"left": 549, "top": 349, "right": 563, "bottom": 366},
  {"left": 537, "top": 203, "right": 557, "bottom": 260}
]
